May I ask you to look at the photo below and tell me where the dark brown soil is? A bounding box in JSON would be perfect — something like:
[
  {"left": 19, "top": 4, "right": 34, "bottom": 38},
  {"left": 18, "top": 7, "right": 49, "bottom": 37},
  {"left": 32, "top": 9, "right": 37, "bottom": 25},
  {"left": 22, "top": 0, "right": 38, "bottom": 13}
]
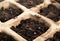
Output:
[
  {"left": 45, "top": 32, "right": 60, "bottom": 41},
  {"left": 40, "top": 4, "right": 60, "bottom": 22},
  {"left": 0, "top": 33, "right": 16, "bottom": 41},
  {"left": 17, "top": 0, "right": 43, "bottom": 8},
  {"left": 11, "top": 18, "right": 49, "bottom": 41},
  {"left": 0, "top": 7, "right": 22, "bottom": 22}
]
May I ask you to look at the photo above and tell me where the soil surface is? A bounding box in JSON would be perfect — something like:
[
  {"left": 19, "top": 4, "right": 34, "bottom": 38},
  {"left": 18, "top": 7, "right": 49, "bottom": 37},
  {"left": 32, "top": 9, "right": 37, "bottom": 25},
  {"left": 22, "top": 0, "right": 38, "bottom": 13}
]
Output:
[
  {"left": 0, "top": 7, "right": 22, "bottom": 22},
  {"left": 17, "top": 0, "right": 43, "bottom": 8},
  {"left": 11, "top": 18, "right": 49, "bottom": 41},
  {"left": 0, "top": 0, "right": 60, "bottom": 41},
  {"left": 0, "top": 33, "right": 16, "bottom": 41},
  {"left": 40, "top": 4, "right": 60, "bottom": 22}
]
